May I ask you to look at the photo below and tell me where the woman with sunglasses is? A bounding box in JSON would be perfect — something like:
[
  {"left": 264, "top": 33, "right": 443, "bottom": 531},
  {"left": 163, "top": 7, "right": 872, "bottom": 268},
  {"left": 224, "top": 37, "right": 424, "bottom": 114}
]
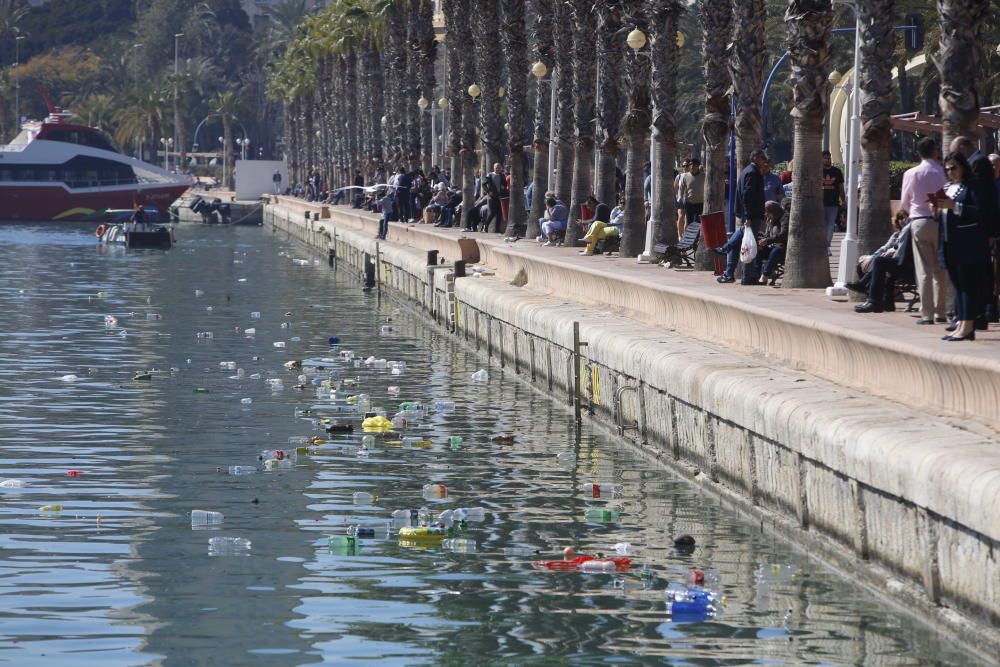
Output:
[{"left": 932, "top": 152, "right": 990, "bottom": 341}]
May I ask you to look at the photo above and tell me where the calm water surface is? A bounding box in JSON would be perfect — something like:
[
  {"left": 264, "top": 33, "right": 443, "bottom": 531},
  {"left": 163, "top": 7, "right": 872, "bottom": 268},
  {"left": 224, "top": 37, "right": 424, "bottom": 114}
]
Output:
[{"left": 0, "top": 223, "right": 979, "bottom": 666}]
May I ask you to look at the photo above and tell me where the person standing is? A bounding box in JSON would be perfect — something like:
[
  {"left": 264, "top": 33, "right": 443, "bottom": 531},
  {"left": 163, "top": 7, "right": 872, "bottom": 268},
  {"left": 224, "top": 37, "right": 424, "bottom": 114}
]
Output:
[
  {"left": 950, "top": 136, "right": 999, "bottom": 327},
  {"left": 272, "top": 169, "right": 282, "bottom": 195},
  {"left": 822, "top": 151, "right": 846, "bottom": 254},
  {"left": 677, "top": 158, "right": 704, "bottom": 240},
  {"left": 393, "top": 166, "right": 412, "bottom": 222},
  {"left": 481, "top": 163, "right": 505, "bottom": 233},
  {"left": 762, "top": 159, "right": 783, "bottom": 203},
  {"left": 352, "top": 171, "right": 364, "bottom": 208},
  {"left": 933, "top": 152, "right": 989, "bottom": 341},
  {"left": 900, "top": 137, "right": 950, "bottom": 325},
  {"left": 715, "top": 149, "right": 766, "bottom": 284}
]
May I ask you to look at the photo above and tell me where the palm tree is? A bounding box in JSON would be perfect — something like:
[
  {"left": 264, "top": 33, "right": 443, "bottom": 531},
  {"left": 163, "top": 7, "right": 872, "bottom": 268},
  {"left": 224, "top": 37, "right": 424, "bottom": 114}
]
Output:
[
  {"left": 935, "top": 0, "right": 989, "bottom": 150},
  {"left": 695, "top": 0, "right": 733, "bottom": 269},
  {"left": 70, "top": 94, "right": 115, "bottom": 132},
  {"left": 526, "top": 0, "right": 554, "bottom": 239},
  {"left": 442, "top": 0, "right": 464, "bottom": 185},
  {"left": 501, "top": 0, "right": 528, "bottom": 236},
  {"left": 728, "top": 0, "right": 766, "bottom": 173},
  {"left": 594, "top": 2, "right": 626, "bottom": 209},
  {"left": 410, "top": 0, "right": 436, "bottom": 173},
  {"left": 553, "top": 0, "right": 575, "bottom": 205},
  {"left": 473, "top": 0, "right": 503, "bottom": 169},
  {"left": 620, "top": 2, "right": 651, "bottom": 258},
  {"left": 114, "top": 85, "right": 166, "bottom": 163},
  {"left": 262, "top": 0, "right": 312, "bottom": 53},
  {"left": 565, "top": 0, "right": 597, "bottom": 247},
  {"left": 782, "top": 0, "right": 834, "bottom": 288},
  {"left": 450, "top": 0, "right": 478, "bottom": 229},
  {"left": 384, "top": 2, "right": 408, "bottom": 166},
  {"left": 650, "top": 0, "right": 683, "bottom": 248},
  {"left": 856, "top": 0, "right": 896, "bottom": 256},
  {"left": 211, "top": 90, "right": 240, "bottom": 190}
]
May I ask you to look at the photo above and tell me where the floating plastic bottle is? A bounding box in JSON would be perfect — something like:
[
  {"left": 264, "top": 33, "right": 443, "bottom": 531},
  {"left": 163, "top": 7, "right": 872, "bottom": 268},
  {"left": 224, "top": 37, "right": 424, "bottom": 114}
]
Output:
[
  {"left": 228, "top": 465, "right": 258, "bottom": 476},
  {"left": 373, "top": 359, "right": 387, "bottom": 369},
  {"left": 587, "top": 483, "right": 617, "bottom": 499},
  {"left": 362, "top": 435, "right": 376, "bottom": 448},
  {"left": 399, "top": 401, "right": 422, "bottom": 412},
  {"left": 208, "top": 536, "right": 251, "bottom": 555},
  {"left": 612, "top": 542, "right": 632, "bottom": 555},
  {"left": 580, "top": 560, "right": 618, "bottom": 573},
  {"left": 442, "top": 538, "right": 476, "bottom": 553},
  {"left": 453, "top": 507, "right": 486, "bottom": 522},
  {"left": 273, "top": 342, "right": 286, "bottom": 348},
  {"left": 471, "top": 369, "right": 489, "bottom": 382},
  {"left": 39, "top": 504, "right": 62, "bottom": 513},
  {"left": 60, "top": 374, "right": 79, "bottom": 382},
  {"left": 196, "top": 331, "right": 214, "bottom": 339},
  {"left": 387, "top": 386, "right": 400, "bottom": 395},
  {"left": 402, "top": 436, "right": 431, "bottom": 446},
  {"left": 398, "top": 525, "right": 448, "bottom": 542},
  {"left": 0, "top": 479, "right": 27, "bottom": 488},
  {"left": 422, "top": 483, "right": 447, "bottom": 500},
  {"left": 449, "top": 436, "right": 462, "bottom": 449},
  {"left": 436, "top": 510, "right": 455, "bottom": 527},
  {"left": 392, "top": 509, "right": 418, "bottom": 528},
  {"left": 352, "top": 491, "right": 377, "bottom": 505},
  {"left": 245, "top": 327, "right": 256, "bottom": 337},
  {"left": 194, "top": 289, "right": 204, "bottom": 297},
  {"left": 193, "top": 387, "right": 210, "bottom": 394},
  {"left": 250, "top": 311, "right": 261, "bottom": 319},
  {"left": 347, "top": 523, "right": 390, "bottom": 538},
  {"left": 584, "top": 508, "right": 621, "bottom": 523},
  {"left": 240, "top": 398, "right": 252, "bottom": 406},
  {"left": 220, "top": 361, "right": 236, "bottom": 370},
  {"left": 146, "top": 312, "right": 162, "bottom": 320},
  {"left": 328, "top": 535, "right": 358, "bottom": 555},
  {"left": 191, "top": 510, "right": 223, "bottom": 526},
  {"left": 380, "top": 325, "right": 393, "bottom": 335},
  {"left": 435, "top": 400, "right": 456, "bottom": 412}
]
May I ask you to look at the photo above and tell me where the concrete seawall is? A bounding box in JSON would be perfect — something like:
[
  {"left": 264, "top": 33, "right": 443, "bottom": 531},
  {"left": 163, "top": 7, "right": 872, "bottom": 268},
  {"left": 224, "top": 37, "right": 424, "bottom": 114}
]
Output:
[{"left": 265, "top": 202, "right": 1000, "bottom": 660}]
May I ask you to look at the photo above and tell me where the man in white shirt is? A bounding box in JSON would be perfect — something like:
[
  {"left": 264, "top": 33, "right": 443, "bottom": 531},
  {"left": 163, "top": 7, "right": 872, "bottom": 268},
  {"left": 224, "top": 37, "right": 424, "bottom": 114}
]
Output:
[{"left": 901, "top": 137, "right": 950, "bottom": 324}]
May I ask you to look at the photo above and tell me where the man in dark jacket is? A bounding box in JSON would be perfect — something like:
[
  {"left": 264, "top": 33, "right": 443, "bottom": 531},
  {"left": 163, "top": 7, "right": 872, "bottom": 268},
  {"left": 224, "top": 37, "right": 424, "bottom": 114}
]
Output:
[
  {"left": 950, "top": 136, "right": 998, "bottom": 325},
  {"left": 715, "top": 149, "right": 767, "bottom": 283}
]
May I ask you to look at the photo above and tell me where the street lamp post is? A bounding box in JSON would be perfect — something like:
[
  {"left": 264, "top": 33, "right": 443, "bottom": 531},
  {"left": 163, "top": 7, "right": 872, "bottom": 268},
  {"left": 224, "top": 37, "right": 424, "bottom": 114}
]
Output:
[
  {"left": 173, "top": 33, "right": 183, "bottom": 171},
  {"left": 13, "top": 34, "right": 24, "bottom": 130},
  {"left": 160, "top": 137, "right": 173, "bottom": 170},
  {"left": 218, "top": 136, "right": 227, "bottom": 191},
  {"left": 530, "top": 61, "right": 557, "bottom": 194},
  {"left": 625, "top": 27, "right": 660, "bottom": 263}
]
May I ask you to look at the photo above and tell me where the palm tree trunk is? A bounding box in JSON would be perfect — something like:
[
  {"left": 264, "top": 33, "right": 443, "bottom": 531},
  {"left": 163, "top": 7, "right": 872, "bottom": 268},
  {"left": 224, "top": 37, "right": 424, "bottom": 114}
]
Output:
[
  {"left": 443, "top": 0, "right": 464, "bottom": 188},
  {"left": 502, "top": 0, "right": 528, "bottom": 236},
  {"left": 452, "top": 0, "right": 478, "bottom": 229},
  {"left": 696, "top": 0, "right": 733, "bottom": 269},
  {"left": 783, "top": 0, "right": 833, "bottom": 288},
  {"left": 620, "top": 2, "right": 652, "bottom": 258},
  {"left": 650, "top": 0, "right": 683, "bottom": 247},
  {"left": 594, "top": 2, "right": 625, "bottom": 208},
  {"left": 366, "top": 41, "right": 385, "bottom": 170},
  {"left": 526, "top": 0, "right": 554, "bottom": 238},
  {"left": 405, "top": 4, "right": 423, "bottom": 172},
  {"left": 935, "top": 0, "right": 988, "bottom": 150},
  {"left": 554, "top": 0, "right": 575, "bottom": 205},
  {"left": 413, "top": 0, "right": 436, "bottom": 173},
  {"left": 223, "top": 114, "right": 233, "bottom": 190},
  {"left": 857, "top": 0, "right": 895, "bottom": 256},
  {"left": 566, "top": 0, "right": 597, "bottom": 247},
  {"left": 473, "top": 0, "right": 503, "bottom": 168},
  {"left": 729, "top": 0, "right": 765, "bottom": 174}
]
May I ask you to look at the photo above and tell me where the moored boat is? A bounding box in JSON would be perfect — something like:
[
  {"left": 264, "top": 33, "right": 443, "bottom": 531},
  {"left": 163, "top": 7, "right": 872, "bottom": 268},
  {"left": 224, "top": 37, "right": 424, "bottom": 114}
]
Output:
[{"left": 0, "top": 91, "right": 190, "bottom": 221}]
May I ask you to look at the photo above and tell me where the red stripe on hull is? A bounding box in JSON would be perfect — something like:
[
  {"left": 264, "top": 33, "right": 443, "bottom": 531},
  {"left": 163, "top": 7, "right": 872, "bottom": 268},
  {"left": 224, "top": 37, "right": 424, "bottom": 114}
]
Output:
[{"left": 0, "top": 185, "right": 189, "bottom": 221}]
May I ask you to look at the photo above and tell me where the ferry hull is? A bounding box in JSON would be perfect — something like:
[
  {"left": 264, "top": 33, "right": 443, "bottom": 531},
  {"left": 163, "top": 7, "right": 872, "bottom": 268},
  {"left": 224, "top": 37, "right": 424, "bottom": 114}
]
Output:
[{"left": 0, "top": 184, "right": 189, "bottom": 222}]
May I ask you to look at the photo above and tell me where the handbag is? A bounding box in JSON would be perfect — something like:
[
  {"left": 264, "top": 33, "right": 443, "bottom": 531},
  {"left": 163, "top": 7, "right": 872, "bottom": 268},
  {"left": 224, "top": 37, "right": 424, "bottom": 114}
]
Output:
[{"left": 739, "top": 227, "right": 758, "bottom": 264}]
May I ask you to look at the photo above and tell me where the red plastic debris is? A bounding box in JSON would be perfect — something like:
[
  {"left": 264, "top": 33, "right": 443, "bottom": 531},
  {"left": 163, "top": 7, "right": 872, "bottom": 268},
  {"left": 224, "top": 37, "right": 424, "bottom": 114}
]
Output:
[
  {"left": 533, "top": 556, "right": 632, "bottom": 572},
  {"left": 66, "top": 470, "right": 83, "bottom": 477}
]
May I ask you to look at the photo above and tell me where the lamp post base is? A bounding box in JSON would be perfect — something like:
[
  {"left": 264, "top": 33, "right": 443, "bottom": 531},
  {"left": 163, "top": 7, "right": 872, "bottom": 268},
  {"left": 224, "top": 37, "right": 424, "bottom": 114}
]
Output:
[
  {"left": 827, "top": 234, "right": 859, "bottom": 299},
  {"left": 637, "top": 253, "right": 656, "bottom": 264}
]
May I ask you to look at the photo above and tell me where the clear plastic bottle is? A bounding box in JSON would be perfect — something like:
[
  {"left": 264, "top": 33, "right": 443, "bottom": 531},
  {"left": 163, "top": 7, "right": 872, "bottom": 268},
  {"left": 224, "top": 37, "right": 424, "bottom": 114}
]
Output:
[
  {"left": 471, "top": 369, "right": 489, "bottom": 382},
  {"left": 442, "top": 538, "right": 476, "bottom": 553},
  {"left": 228, "top": 465, "right": 258, "bottom": 475},
  {"left": 191, "top": 510, "right": 224, "bottom": 526},
  {"left": 347, "top": 523, "right": 390, "bottom": 538},
  {"left": 436, "top": 510, "right": 454, "bottom": 527},
  {"left": 392, "top": 509, "right": 418, "bottom": 528},
  {"left": 453, "top": 507, "right": 486, "bottom": 522},
  {"left": 208, "top": 536, "right": 251, "bottom": 555},
  {"left": 0, "top": 479, "right": 26, "bottom": 488},
  {"left": 328, "top": 535, "right": 357, "bottom": 554},
  {"left": 580, "top": 560, "right": 617, "bottom": 573},
  {"left": 362, "top": 435, "right": 376, "bottom": 448},
  {"left": 421, "top": 483, "right": 447, "bottom": 500},
  {"left": 352, "top": 491, "right": 377, "bottom": 504},
  {"left": 587, "top": 482, "right": 617, "bottom": 499}
]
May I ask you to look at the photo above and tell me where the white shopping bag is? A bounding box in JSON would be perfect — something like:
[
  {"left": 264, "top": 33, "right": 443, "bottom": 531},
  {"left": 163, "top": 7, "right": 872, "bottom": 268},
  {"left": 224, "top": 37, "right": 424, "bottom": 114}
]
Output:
[{"left": 739, "top": 227, "right": 758, "bottom": 264}]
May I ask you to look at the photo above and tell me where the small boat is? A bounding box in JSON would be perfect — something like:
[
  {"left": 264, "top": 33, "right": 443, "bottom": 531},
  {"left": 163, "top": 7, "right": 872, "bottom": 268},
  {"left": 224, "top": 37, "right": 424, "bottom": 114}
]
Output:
[{"left": 96, "top": 213, "right": 173, "bottom": 249}]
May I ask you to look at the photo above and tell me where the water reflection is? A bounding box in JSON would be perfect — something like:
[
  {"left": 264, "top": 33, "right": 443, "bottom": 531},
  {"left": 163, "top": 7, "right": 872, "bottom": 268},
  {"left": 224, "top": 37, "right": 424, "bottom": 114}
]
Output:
[{"left": 0, "top": 223, "right": 978, "bottom": 666}]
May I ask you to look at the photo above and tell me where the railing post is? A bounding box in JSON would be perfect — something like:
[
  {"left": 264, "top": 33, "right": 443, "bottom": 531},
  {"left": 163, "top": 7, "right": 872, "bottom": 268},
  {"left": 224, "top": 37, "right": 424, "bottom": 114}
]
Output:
[{"left": 572, "top": 321, "right": 588, "bottom": 425}]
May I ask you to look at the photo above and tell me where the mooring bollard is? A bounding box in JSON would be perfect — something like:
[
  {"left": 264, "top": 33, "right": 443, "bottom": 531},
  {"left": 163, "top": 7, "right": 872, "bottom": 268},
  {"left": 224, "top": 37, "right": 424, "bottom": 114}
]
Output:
[
  {"left": 427, "top": 250, "right": 438, "bottom": 266},
  {"left": 454, "top": 260, "right": 466, "bottom": 278},
  {"left": 573, "top": 321, "right": 588, "bottom": 425},
  {"left": 363, "top": 252, "right": 375, "bottom": 289}
]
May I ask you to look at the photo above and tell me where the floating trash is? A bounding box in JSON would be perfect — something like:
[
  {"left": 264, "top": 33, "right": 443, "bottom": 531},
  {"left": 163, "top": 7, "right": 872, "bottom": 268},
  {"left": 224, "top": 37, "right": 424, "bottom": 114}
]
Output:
[
  {"left": 196, "top": 331, "right": 214, "bottom": 339},
  {"left": 194, "top": 289, "right": 204, "bottom": 297},
  {"left": 587, "top": 483, "right": 617, "bottom": 499},
  {"left": 240, "top": 398, "right": 252, "bottom": 405},
  {"left": 273, "top": 342, "right": 286, "bottom": 348},
  {"left": 352, "top": 491, "right": 378, "bottom": 505},
  {"left": 584, "top": 508, "right": 620, "bottom": 523},
  {"left": 193, "top": 387, "right": 210, "bottom": 394},
  {"left": 0, "top": 479, "right": 27, "bottom": 488},
  {"left": 361, "top": 415, "right": 393, "bottom": 431},
  {"left": 421, "top": 483, "right": 447, "bottom": 500},
  {"left": 208, "top": 536, "right": 251, "bottom": 556},
  {"left": 191, "top": 510, "right": 223, "bottom": 526},
  {"left": 60, "top": 374, "right": 79, "bottom": 382},
  {"left": 398, "top": 525, "right": 448, "bottom": 542},
  {"left": 328, "top": 535, "right": 358, "bottom": 555},
  {"left": 250, "top": 311, "right": 261, "bottom": 319},
  {"left": 146, "top": 313, "right": 162, "bottom": 320},
  {"left": 346, "top": 523, "right": 390, "bottom": 538},
  {"left": 471, "top": 369, "right": 489, "bottom": 382},
  {"left": 442, "top": 538, "right": 476, "bottom": 553},
  {"left": 39, "top": 504, "right": 63, "bottom": 513},
  {"left": 534, "top": 556, "right": 632, "bottom": 572},
  {"left": 228, "top": 465, "right": 257, "bottom": 476}
]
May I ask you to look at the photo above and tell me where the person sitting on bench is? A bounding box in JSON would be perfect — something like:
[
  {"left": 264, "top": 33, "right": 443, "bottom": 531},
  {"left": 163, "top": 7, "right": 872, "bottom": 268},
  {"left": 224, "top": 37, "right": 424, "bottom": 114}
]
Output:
[
  {"left": 580, "top": 203, "right": 617, "bottom": 255},
  {"left": 852, "top": 210, "right": 914, "bottom": 313},
  {"left": 756, "top": 200, "right": 788, "bottom": 284},
  {"left": 539, "top": 196, "right": 568, "bottom": 246}
]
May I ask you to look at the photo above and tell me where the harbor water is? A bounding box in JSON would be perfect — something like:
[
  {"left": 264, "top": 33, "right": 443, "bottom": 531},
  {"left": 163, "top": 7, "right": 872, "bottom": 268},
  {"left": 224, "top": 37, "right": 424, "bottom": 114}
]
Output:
[{"left": 0, "top": 223, "right": 980, "bottom": 666}]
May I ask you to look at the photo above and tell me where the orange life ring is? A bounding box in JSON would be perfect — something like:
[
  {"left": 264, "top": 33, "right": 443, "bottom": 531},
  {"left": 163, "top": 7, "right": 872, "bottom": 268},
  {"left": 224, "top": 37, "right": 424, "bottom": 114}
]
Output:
[{"left": 95, "top": 224, "right": 106, "bottom": 238}]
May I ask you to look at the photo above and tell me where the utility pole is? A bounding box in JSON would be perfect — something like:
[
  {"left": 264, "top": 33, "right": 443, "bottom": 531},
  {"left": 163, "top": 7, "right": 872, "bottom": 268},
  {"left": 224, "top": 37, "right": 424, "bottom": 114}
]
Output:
[{"left": 174, "top": 33, "right": 183, "bottom": 173}]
